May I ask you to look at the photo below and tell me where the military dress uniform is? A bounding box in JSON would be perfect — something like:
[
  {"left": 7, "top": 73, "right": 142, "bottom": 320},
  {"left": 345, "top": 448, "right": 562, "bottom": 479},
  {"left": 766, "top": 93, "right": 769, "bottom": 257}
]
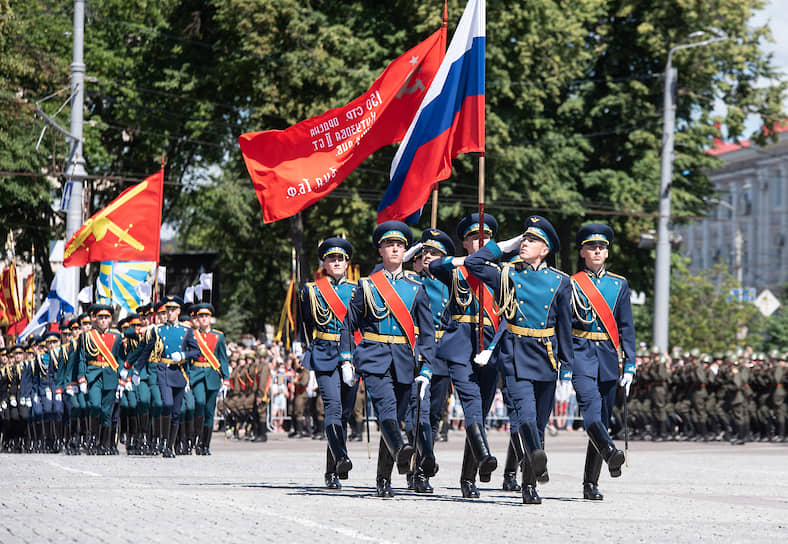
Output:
[
  {"left": 299, "top": 237, "right": 360, "bottom": 489},
  {"left": 567, "top": 223, "right": 633, "bottom": 500},
  {"left": 189, "top": 303, "right": 230, "bottom": 455},
  {"left": 76, "top": 304, "right": 124, "bottom": 454},
  {"left": 427, "top": 216, "right": 500, "bottom": 498},
  {"left": 139, "top": 295, "right": 200, "bottom": 457},
  {"left": 340, "top": 221, "right": 436, "bottom": 498},
  {"left": 465, "top": 215, "right": 573, "bottom": 505}
]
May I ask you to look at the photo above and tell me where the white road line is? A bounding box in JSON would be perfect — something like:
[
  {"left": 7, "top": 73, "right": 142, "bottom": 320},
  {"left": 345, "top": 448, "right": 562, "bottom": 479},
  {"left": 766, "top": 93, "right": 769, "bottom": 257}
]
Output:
[{"left": 47, "top": 461, "right": 102, "bottom": 477}]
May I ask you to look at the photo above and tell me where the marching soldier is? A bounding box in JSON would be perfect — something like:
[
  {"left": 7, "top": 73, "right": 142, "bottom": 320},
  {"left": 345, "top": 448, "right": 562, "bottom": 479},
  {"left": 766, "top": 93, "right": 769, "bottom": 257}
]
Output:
[
  {"left": 465, "top": 215, "right": 573, "bottom": 504},
  {"left": 189, "top": 303, "right": 230, "bottom": 455},
  {"left": 428, "top": 214, "right": 502, "bottom": 498},
  {"left": 566, "top": 223, "right": 633, "bottom": 500},
  {"left": 340, "top": 221, "right": 436, "bottom": 498},
  {"left": 139, "top": 295, "right": 199, "bottom": 457},
  {"left": 298, "top": 236, "right": 360, "bottom": 489},
  {"left": 76, "top": 304, "right": 123, "bottom": 455}
]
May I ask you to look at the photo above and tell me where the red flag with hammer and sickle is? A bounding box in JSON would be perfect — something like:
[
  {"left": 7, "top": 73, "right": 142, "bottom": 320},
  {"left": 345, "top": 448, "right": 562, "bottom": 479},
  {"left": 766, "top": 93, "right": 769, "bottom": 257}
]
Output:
[{"left": 63, "top": 169, "right": 164, "bottom": 267}]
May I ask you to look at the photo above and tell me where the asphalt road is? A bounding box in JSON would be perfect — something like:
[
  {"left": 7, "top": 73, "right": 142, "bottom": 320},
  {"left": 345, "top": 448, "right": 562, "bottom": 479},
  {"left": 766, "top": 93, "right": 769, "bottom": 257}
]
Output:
[{"left": 1, "top": 429, "right": 786, "bottom": 543}]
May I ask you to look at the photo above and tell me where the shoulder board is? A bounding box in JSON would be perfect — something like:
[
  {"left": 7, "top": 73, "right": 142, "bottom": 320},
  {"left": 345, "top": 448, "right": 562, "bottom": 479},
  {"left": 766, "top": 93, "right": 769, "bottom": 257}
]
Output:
[
  {"left": 549, "top": 267, "right": 569, "bottom": 278},
  {"left": 211, "top": 329, "right": 224, "bottom": 335},
  {"left": 176, "top": 324, "right": 191, "bottom": 330},
  {"left": 606, "top": 271, "right": 626, "bottom": 280},
  {"left": 305, "top": 282, "right": 316, "bottom": 289},
  {"left": 109, "top": 327, "right": 121, "bottom": 334},
  {"left": 404, "top": 270, "right": 420, "bottom": 280},
  {"left": 346, "top": 280, "right": 358, "bottom": 286}
]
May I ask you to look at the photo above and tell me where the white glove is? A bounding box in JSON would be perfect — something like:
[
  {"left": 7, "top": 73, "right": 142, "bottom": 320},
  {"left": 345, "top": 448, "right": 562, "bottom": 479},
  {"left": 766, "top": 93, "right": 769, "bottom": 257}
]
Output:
[
  {"left": 115, "top": 388, "right": 122, "bottom": 400},
  {"left": 10, "top": 398, "right": 17, "bottom": 407},
  {"left": 132, "top": 373, "right": 141, "bottom": 386},
  {"left": 341, "top": 362, "right": 355, "bottom": 387},
  {"left": 619, "top": 373, "right": 633, "bottom": 396},
  {"left": 55, "top": 393, "right": 62, "bottom": 402},
  {"left": 292, "top": 342, "right": 303, "bottom": 357},
  {"left": 414, "top": 375, "right": 430, "bottom": 399},
  {"left": 125, "top": 379, "right": 133, "bottom": 391},
  {"left": 219, "top": 385, "right": 228, "bottom": 397},
  {"left": 185, "top": 382, "right": 191, "bottom": 394},
  {"left": 26, "top": 397, "right": 33, "bottom": 408},
  {"left": 33, "top": 394, "right": 39, "bottom": 404},
  {"left": 45, "top": 389, "right": 52, "bottom": 401},
  {"left": 474, "top": 349, "right": 493, "bottom": 366},
  {"left": 66, "top": 386, "right": 74, "bottom": 396},
  {"left": 171, "top": 351, "right": 184, "bottom": 362},
  {"left": 1, "top": 401, "right": 7, "bottom": 410},
  {"left": 120, "top": 368, "right": 129, "bottom": 379},
  {"left": 498, "top": 234, "right": 523, "bottom": 253},
  {"left": 403, "top": 242, "right": 423, "bottom": 262},
  {"left": 307, "top": 370, "right": 318, "bottom": 394},
  {"left": 79, "top": 382, "right": 88, "bottom": 395}
]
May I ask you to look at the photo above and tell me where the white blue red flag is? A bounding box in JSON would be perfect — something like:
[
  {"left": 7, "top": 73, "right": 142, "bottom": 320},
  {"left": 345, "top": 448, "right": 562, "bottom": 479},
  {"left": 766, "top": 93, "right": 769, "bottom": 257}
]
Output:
[{"left": 379, "top": 0, "right": 485, "bottom": 224}]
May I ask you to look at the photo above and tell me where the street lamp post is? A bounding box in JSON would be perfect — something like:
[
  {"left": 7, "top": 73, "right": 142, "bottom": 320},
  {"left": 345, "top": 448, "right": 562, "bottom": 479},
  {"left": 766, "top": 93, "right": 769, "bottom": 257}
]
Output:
[{"left": 653, "top": 31, "right": 728, "bottom": 352}]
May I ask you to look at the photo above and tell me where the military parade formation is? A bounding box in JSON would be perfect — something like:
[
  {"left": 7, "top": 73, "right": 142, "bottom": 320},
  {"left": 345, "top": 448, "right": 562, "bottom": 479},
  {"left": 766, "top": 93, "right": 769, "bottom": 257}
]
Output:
[{"left": 2, "top": 216, "right": 786, "bottom": 507}]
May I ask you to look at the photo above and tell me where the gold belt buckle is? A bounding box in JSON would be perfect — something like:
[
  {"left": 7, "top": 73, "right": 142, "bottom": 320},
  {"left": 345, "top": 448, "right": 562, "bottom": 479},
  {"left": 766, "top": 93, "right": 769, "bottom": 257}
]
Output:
[{"left": 388, "top": 335, "right": 394, "bottom": 343}]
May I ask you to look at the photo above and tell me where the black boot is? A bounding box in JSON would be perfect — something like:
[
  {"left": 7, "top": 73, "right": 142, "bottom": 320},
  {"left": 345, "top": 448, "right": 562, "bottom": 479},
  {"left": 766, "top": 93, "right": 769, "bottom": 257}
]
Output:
[
  {"left": 415, "top": 424, "right": 438, "bottom": 477},
  {"left": 203, "top": 425, "right": 213, "bottom": 455},
  {"left": 413, "top": 466, "right": 434, "bottom": 493},
  {"left": 193, "top": 416, "right": 205, "bottom": 455},
  {"left": 326, "top": 423, "right": 352, "bottom": 479},
  {"left": 502, "top": 437, "right": 522, "bottom": 492},
  {"left": 587, "top": 421, "right": 625, "bottom": 477},
  {"left": 466, "top": 422, "right": 497, "bottom": 482},
  {"left": 100, "top": 424, "right": 113, "bottom": 455},
  {"left": 459, "top": 437, "right": 480, "bottom": 498},
  {"left": 160, "top": 415, "right": 175, "bottom": 458},
  {"left": 253, "top": 420, "right": 268, "bottom": 442},
  {"left": 325, "top": 447, "right": 341, "bottom": 490},
  {"left": 375, "top": 437, "right": 395, "bottom": 498},
  {"left": 518, "top": 422, "right": 545, "bottom": 505},
  {"left": 582, "top": 440, "right": 604, "bottom": 500},
  {"left": 379, "top": 419, "right": 414, "bottom": 475}
]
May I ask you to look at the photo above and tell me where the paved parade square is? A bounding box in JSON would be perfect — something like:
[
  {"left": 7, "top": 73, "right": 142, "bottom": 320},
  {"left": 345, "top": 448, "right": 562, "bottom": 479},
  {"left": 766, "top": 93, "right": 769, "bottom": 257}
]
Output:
[{"left": 1, "top": 430, "right": 786, "bottom": 543}]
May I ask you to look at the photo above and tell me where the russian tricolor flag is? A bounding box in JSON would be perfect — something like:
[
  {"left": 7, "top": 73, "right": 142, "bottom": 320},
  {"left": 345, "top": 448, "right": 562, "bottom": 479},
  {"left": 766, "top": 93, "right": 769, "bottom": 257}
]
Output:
[{"left": 378, "top": 0, "right": 484, "bottom": 224}]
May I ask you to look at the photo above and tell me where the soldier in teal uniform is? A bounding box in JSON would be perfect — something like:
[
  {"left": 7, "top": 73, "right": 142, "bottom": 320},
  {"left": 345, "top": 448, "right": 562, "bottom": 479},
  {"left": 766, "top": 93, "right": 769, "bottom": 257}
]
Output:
[
  {"left": 299, "top": 237, "right": 359, "bottom": 489},
  {"left": 189, "top": 303, "right": 230, "bottom": 456},
  {"left": 339, "top": 221, "right": 436, "bottom": 498},
  {"left": 76, "top": 304, "right": 124, "bottom": 455},
  {"left": 465, "top": 215, "right": 573, "bottom": 505},
  {"left": 566, "top": 223, "right": 633, "bottom": 500},
  {"left": 139, "top": 295, "right": 199, "bottom": 457}
]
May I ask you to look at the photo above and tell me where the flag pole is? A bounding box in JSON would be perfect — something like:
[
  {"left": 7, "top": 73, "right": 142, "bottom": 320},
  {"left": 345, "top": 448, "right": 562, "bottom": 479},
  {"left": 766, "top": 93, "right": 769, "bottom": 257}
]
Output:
[
  {"left": 153, "top": 154, "right": 165, "bottom": 307},
  {"left": 477, "top": 152, "right": 485, "bottom": 352},
  {"left": 430, "top": 2, "right": 449, "bottom": 230}
]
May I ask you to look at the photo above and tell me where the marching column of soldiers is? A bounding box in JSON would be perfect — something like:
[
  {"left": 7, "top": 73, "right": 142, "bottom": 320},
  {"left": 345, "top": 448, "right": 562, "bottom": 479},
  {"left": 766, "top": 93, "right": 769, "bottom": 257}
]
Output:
[
  {"left": 0, "top": 297, "right": 230, "bottom": 457},
  {"left": 2, "top": 217, "right": 786, "bottom": 505}
]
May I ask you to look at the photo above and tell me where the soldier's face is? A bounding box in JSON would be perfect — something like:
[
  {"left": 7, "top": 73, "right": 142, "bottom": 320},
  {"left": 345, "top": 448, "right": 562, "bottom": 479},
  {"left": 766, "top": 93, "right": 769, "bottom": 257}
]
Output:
[
  {"left": 462, "top": 233, "right": 490, "bottom": 254},
  {"left": 519, "top": 235, "right": 549, "bottom": 264},
  {"left": 166, "top": 307, "right": 180, "bottom": 324},
  {"left": 323, "top": 254, "right": 349, "bottom": 279},
  {"left": 421, "top": 248, "right": 443, "bottom": 267},
  {"left": 378, "top": 240, "right": 405, "bottom": 267},
  {"left": 95, "top": 314, "right": 111, "bottom": 330},
  {"left": 195, "top": 313, "right": 212, "bottom": 330},
  {"left": 580, "top": 243, "right": 608, "bottom": 269}
]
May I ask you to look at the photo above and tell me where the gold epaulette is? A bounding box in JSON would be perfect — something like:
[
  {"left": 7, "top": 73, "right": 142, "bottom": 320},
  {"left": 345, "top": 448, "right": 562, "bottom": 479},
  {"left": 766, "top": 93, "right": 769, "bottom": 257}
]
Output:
[
  {"left": 549, "top": 267, "right": 569, "bottom": 278},
  {"left": 607, "top": 271, "right": 626, "bottom": 280}
]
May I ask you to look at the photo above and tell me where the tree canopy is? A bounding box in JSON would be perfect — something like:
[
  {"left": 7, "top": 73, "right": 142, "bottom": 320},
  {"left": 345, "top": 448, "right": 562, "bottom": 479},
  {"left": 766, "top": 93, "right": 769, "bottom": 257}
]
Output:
[{"left": 1, "top": 0, "right": 785, "bottom": 344}]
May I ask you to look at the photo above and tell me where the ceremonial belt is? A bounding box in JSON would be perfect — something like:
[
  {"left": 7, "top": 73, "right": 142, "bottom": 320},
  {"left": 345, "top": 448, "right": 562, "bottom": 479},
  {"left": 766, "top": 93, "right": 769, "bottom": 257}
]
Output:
[
  {"left": 458, "top": 266, "right": 500, "bottom": 330},
  {"left": 369, "top": 270, "right": 415, "bottom": 349},
  {"left": 315, "top": 331, "right": 341, "bottom": 341},
  {"left": 160, "top": 358, "right": 183, "bottom": 366},
  {"left": 506, "top": 324, "right": 558, "bottom": 371},
  {"left": 192, "top": 362, "right": 213, "bottom": 368},
  {"left": 315, "top": 276, "right": 361, "bottom": 345},
  {"left": 572, "top": 329, "right": 610, "bottom": 341},
  {"left": 571, "top": 272, "right": 621, "bottom": 361},
  {"left": 87, "top": 330, "right": 118, "bottom": 371},
  {"left": 195, "top": 330, "right": 222, "bottom": 372},
  {"left": 88, "top": 361, "right": 114, "bottom": 368},
  {"left": 452, "top": 314, "right": 494, "bottom": 326},
  {"left": 362, "top": 332, "right": 409, "bottom": 344}
]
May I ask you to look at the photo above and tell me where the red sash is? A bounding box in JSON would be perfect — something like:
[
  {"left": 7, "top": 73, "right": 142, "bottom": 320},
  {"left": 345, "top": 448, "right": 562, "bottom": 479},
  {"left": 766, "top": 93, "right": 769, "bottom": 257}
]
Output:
[
  {"left": 459, "top": 266, "right": 500, "bottom": 329},
  {"left": 88, "top": 330, "right": 119, "bottom": 371},
  {"left": 315, "top": 277, "right": 361, "bottom": 344},
  {"left": 571, "top": 272, "right": 621, "bottom": 356},
  {"left": 369, "top": 270, "right": 416, "bottom": 349},
  {"left": 195, "top": 330, "right": 222, "bottom": 372}
]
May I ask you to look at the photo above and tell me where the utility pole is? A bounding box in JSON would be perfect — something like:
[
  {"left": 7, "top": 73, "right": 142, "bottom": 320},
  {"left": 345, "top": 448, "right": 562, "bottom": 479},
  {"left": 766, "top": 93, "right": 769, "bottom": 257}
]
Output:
[{"left": 64, "top": 0, "right": 87, "bottom": 239}]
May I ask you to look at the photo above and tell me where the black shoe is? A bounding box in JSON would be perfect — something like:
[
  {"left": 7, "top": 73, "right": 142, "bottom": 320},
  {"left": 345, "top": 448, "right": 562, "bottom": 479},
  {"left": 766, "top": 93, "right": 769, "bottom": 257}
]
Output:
[
  {"left": 522, "top": 484, "right": 541, "bottom": 504},
  {"left": 413, "top": 471, "right": 433, "bottom": 494},
  {"left": 537, "top": 468, "right": 550, "bottom": 484},
  {"left": 502, "top": 472, "right": 521, "bottom": 492},
  {"left": 325, "top": 473, "right": 341, "bottom": 490},
  {"left": 583, "top": 482, "right": 604, "bottom": 500},
  {"left": 376, "top": 477, "right": 394, "bottom": 498},
  {"left": 460, "top": 479, "right": 480, "bottom": 498}
]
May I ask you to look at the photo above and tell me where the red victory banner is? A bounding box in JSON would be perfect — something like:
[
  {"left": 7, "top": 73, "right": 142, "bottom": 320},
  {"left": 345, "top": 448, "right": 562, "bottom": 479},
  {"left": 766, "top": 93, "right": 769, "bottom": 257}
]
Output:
[
  {"left": 63, "top": 169, "right": 164, "bottom": 267},
  {"left": 239, "top": 26, "right": 446, "bottom": 223}
]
